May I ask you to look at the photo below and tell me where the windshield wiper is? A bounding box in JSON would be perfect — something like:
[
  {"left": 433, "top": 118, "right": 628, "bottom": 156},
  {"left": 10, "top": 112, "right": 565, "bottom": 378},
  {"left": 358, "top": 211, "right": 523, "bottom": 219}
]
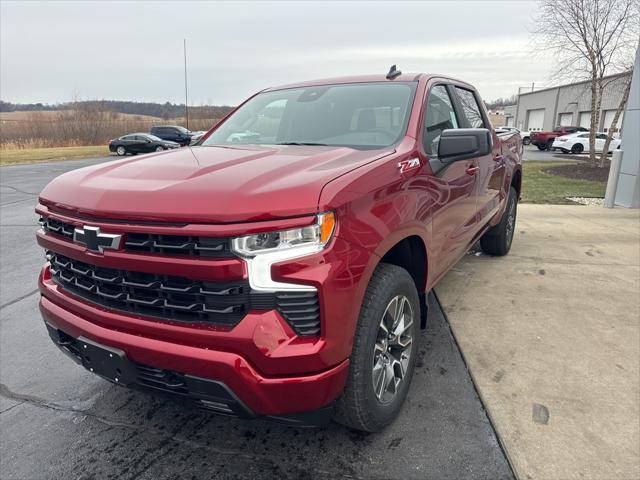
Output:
[{"left": 275, "top": 142, "right": 329, "bottom": 146}]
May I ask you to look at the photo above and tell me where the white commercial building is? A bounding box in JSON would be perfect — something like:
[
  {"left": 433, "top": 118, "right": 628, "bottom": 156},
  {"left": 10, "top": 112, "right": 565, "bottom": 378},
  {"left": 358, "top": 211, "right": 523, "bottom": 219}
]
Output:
[{"left": 504, "top": 72, "right": 631, "bottom": 133}]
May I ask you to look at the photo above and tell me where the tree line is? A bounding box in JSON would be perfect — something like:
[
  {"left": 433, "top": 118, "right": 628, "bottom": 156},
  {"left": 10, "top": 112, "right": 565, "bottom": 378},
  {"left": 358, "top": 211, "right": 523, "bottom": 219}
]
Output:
[{"left": 0, "top": 100, "right": 234, "bottom": 120}]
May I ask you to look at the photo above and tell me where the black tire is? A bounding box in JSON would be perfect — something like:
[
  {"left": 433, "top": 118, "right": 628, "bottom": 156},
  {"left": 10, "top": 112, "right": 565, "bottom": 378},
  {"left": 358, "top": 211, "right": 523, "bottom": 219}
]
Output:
[
  {"left": 333, "top": 263, "right": 420, "bottom": 432},
  {"left": 561, "top": 149, "right": 569, "bottom": 154},
  {"left": 116, "top": 145, "right": 127, "bottom": 156},
  {"left": 570, "top": 143, "right": 584, "bottom": 154},
  {"left": 546, "top": 140, "right": 554, "bottom": 151},
  {"left": 536, "top": 144, "right": 546, "bottom": 151},
  {"left": 480, "top": 186, "right": 518, "bottom": 256},
  {"left": 155, "top": 146, "right": 164, "bottom": 152},
  {"left": 523, "top": 136, "right": 531, "bottom": 146}
]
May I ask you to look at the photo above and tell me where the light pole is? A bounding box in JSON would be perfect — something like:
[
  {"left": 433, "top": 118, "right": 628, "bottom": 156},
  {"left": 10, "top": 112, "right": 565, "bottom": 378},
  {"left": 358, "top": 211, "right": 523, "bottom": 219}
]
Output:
[{"left": 184, "top": 38, "right": 189, "bottom": 130}]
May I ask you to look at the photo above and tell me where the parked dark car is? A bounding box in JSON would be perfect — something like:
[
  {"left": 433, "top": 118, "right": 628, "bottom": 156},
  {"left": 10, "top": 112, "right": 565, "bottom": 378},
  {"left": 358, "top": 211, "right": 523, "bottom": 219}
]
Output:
[
  {"left": 108, "top": 133, "right": 179, "bottom": 156},
  {"left": 150, "top": 125, "right": 192, "bottom": 146}
]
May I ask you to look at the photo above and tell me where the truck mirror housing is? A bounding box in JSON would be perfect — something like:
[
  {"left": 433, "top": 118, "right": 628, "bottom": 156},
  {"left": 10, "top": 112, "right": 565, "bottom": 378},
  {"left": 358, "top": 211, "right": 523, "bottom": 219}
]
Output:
[{"left": 438, "top": 128, "right": 492, "bottom": 162}]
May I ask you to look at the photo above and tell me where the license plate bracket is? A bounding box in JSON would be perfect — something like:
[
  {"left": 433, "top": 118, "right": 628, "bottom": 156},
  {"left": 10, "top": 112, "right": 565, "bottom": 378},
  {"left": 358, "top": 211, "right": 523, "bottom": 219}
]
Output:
[{"left": 76, "top": 336, "right": 136, "bottom": 385}]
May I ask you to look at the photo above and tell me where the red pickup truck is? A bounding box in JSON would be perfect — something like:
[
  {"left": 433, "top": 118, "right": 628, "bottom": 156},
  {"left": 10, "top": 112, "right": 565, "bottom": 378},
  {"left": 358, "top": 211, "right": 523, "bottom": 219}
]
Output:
[
  {"left": 530, "top": 126, "right": 588, "bottom": 151},
  {"left": 36, "top": 71, "right": 522, "bottom": 432}
]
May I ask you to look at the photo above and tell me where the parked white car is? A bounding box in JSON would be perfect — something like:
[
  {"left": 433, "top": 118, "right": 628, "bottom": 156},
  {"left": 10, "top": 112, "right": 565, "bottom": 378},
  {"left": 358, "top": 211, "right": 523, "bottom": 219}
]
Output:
[
  {"left": 189, "top": 130, "right": 208, "bottom": 145},
  {"left": 552, "top": 132, "right": 621, "bottom": 154}
]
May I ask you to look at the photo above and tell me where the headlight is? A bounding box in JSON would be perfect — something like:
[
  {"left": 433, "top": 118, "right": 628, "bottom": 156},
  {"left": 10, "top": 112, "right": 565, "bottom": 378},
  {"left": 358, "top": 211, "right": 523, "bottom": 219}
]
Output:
[
  {"left": 232, "top": 212, "right": 335, "bottom": 257},
  {"left": 231, "top": 212, "right": 336, "bottom": 292}
]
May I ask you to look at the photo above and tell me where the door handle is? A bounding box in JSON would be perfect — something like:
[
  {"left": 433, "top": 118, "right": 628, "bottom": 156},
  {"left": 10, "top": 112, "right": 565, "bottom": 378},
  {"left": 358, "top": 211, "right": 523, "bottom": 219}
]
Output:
[{"left": 465, "top": 166, "right": 479, "bottom": 176}]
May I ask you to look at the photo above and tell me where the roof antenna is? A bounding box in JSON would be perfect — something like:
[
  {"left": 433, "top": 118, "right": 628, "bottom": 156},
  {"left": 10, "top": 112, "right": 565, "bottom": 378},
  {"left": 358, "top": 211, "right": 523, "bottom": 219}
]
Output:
[{"left": 386, "top": 64, "right": 402, "bottom": 80}]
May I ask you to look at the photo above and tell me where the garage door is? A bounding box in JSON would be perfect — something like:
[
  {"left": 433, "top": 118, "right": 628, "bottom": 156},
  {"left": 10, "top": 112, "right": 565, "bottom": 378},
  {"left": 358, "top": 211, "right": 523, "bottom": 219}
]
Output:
[
  {"left": 558, "top": 112, "right": 573, "bottom": 126},
  {"left": 578, "top": 111, "right": 591, "bottom": 129},
  {"left": 505, "top": 116, "right": 514, "bottom": 127},
  {"left": 526, "top": 109, "right": 544, "bottom": 131},
  {"left": 602, "top": 109, "right": 623, "bottom": 133}
]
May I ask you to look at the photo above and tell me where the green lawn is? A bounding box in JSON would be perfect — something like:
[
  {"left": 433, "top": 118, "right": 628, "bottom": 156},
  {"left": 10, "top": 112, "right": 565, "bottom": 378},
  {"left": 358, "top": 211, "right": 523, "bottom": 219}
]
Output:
[
  {"left": 522, "top": 161, "right": 607, "bottom": 204},
  {"left": 0, "top": 146, "right": 109, "bottom": 166}
]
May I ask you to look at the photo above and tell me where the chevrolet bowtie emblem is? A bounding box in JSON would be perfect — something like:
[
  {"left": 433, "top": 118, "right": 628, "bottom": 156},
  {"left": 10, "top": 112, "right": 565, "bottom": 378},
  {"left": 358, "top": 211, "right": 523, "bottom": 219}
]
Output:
[{"left": 73, "top": 226, "right": 122, "bottom": 253}]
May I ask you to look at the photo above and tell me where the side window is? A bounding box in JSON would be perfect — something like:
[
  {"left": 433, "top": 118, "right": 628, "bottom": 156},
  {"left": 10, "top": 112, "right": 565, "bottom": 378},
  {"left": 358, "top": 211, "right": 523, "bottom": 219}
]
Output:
[
  {"left": 578, "top": 133, "right": 589, "bottom": 138},
  {"left": 597, "top": 133, "right": 607, "bottom": 139},
  {"left": 454, "top": 87, "right": 486, "bottom": 128},
  {"left": 423, "top": 85, "right": 459, "bottom": 155}
]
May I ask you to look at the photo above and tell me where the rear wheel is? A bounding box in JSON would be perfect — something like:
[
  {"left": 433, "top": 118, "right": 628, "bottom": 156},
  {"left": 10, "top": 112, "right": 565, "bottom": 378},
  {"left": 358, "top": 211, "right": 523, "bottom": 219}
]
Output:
[
  {"left": 570, "top": 143, "right": 584, "bottom": 154},
  {"left": 334, "top": 263, "right": 420, "bottom": 432},
  {"left": 480, "top": 186, "right": 517, "bottom": 256},
  {"left": 536, "top": 144, "right": 546, "bottom": 151},
  {"left": 116, "top": 146, "right": 127, "bottom": 156}
]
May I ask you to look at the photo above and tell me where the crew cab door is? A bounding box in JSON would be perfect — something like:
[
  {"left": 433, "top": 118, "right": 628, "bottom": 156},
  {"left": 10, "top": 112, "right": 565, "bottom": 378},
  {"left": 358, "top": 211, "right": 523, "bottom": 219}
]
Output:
[
  {"left": 421, "top": 84, "right": 480, "bottom": 279},
  {"left": 452, "top": 86, "right": 505, "bottom": 228}
]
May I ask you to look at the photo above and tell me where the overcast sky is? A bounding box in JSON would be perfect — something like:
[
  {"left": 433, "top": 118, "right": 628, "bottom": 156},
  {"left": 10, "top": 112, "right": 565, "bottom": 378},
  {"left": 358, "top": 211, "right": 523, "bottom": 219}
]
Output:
[{"left": 1, "top": 0, "right": 545, "bottom": 105}]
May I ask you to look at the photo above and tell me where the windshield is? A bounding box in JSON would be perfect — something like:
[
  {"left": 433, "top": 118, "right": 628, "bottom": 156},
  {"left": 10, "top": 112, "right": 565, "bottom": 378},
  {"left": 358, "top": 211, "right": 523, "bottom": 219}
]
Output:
[{"left": 202, "top": 82, "right": 417, "bottom": 149}]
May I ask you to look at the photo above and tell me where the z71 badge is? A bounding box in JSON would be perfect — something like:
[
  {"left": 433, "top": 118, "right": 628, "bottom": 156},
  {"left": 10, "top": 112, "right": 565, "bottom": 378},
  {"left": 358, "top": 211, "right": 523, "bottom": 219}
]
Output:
[{"left": 398, "top": 158, "right": 421, "bottom": 173}]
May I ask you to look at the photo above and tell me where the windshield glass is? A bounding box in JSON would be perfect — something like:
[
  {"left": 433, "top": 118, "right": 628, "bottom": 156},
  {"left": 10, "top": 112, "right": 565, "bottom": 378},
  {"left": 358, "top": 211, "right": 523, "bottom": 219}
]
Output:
[{"left": 203, "top": 82, "right": 417, "bottom": 149}]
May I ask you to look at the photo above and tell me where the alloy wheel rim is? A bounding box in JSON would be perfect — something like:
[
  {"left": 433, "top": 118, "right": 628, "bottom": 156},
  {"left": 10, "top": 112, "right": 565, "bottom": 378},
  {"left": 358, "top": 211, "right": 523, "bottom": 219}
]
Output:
[
  {"left": 372, "top": 295, "right": 414, "bottom": 405},
  {"left": 117, "top": 147, "right": 125, "bottom": 155}
]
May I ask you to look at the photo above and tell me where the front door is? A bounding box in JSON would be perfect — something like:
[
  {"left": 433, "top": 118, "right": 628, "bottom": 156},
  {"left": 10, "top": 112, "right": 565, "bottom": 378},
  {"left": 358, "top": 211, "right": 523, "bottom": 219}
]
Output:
[{"left": 421, "top": 84, "right": 480, "bottom": 279}]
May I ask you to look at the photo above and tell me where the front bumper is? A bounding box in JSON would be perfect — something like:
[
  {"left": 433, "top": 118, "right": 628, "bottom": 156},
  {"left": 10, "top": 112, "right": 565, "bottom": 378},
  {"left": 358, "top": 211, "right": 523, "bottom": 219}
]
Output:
[{"left": 39, "top": 290, "right": 349, "bottom": 418}]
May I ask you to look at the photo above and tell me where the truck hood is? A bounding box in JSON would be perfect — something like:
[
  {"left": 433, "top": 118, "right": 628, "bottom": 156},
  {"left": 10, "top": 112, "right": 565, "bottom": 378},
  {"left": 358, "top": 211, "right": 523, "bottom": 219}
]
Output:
[{"left": 39, "top": 145, "right": 393, "bottom": 223}]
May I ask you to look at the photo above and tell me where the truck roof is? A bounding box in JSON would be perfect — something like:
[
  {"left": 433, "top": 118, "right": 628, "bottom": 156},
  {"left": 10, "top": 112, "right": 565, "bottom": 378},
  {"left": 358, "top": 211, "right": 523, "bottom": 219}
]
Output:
[{"left": 263, "top": 73, "right": 474, "bottom": 92}]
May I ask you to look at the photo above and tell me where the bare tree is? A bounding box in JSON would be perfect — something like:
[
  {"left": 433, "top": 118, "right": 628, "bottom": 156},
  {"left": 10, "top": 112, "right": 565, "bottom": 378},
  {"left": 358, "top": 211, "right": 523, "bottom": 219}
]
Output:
[
  {"left": 534, "top": 0, "right": 639, "bottom": 166},
  {"left": 598, "top": 74, "right": 632, "bottom": 167}
]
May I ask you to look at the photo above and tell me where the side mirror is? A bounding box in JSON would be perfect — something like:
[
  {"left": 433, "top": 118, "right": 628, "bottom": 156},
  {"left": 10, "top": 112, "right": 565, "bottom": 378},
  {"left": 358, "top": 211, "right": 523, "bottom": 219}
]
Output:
[{"left": 438, "top": 128, "right": 491, "bottom": 163}]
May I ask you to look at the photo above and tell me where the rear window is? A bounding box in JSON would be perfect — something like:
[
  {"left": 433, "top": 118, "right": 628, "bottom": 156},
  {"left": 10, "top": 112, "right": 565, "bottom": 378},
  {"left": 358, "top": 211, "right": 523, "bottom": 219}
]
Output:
[{"left": 454, "top": 87, "right": 486, "bottom": 128}]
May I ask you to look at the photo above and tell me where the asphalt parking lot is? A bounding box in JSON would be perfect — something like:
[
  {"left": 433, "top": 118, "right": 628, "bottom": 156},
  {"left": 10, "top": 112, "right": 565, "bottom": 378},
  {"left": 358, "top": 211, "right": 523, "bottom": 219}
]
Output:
[{"left": 0, "top": 157, "right": 512, "bottom": 480}]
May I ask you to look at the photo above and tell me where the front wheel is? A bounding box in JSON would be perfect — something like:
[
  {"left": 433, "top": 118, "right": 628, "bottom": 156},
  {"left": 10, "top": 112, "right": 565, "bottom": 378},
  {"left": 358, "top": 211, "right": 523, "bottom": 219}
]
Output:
[
  {"left": 570, "top": 143, "right": 584, "bottom": 154},
  {"left": 334, "top": 263, "right": 420, "bottom": 432},
  {"left": 480, "top": 186, "right": 518, "bottom": 256}
]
